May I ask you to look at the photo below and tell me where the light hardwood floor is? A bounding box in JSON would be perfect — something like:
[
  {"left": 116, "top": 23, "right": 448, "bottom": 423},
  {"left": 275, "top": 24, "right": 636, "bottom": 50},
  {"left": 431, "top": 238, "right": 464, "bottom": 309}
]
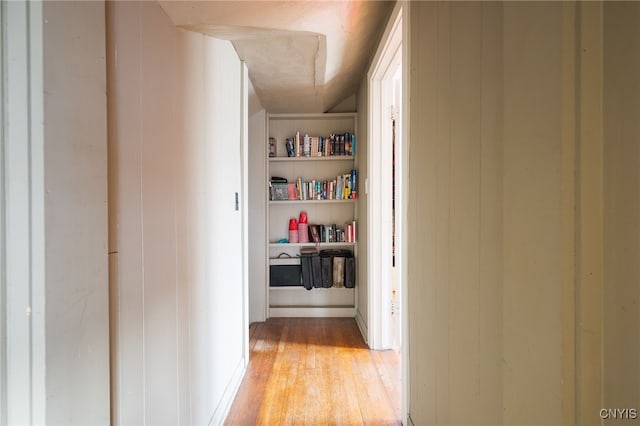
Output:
[{"left": 225, "top": 318, "right": 401, "bottom": 425}]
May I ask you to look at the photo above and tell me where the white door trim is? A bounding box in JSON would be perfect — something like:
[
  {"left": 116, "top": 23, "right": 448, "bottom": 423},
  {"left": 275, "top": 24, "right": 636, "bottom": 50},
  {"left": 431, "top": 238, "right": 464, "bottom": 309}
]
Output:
[
  {"left": 1, "top": 1, "right": 46, "bottom": 423},
  {"left": 367, "top": 2, "right": 410, "bottom": 424},
  {"left": 240, "top": 61, "right": 250, "bottom": 365},
  {"left": 367, "top": 2, "right": 403, "bottom": 351}
]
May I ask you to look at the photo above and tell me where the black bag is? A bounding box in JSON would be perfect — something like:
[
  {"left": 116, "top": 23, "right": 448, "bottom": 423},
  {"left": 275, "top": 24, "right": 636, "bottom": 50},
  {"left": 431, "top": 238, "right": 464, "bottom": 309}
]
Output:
[
  {"left": 319, "top": 249, "right": 355, "bottom": 288},
  {"left": 345, "top": 256, "right": 356, "bottom": 288},
  {"left": 320, "top": 253, "right": 333, "bottom": 288},
  {"left": 300, "top": 248, "right": 320, "bottom": 290},
  {"left": 269, "top": 254, "right": 301, "bottom": 287},
  {"left": 312, "top": 255, "right": 322, "bottom": 288}
]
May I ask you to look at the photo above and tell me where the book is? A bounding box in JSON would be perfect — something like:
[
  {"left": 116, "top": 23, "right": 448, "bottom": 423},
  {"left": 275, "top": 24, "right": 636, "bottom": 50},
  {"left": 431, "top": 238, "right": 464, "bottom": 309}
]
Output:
[
  {"left": 350, "top": 169, "right": 357, "bottom": 199},
  {"left": 303, "top": 133, "right": 311, "bottom": 157},
  {"left": 309, "top": 225, "right": 321, "bottom": 244},
  {"left": 286, "top": 138, "right": 295, "bottom": 157},
  {"left": 288, "top": 183, "right": 297, "bottom": 200},
  {"left": 295, "top": 131, "right": 301, "bottom": 157}
]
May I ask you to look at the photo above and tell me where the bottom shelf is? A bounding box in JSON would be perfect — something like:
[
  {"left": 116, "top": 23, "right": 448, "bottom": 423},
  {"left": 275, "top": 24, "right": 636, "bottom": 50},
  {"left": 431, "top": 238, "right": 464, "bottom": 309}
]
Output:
[
  {"left": 269, "top": 306, "right": 356, "bottom": 318},
  {"left": 270, "top": 286, "right": 354, "bottom": 307}
]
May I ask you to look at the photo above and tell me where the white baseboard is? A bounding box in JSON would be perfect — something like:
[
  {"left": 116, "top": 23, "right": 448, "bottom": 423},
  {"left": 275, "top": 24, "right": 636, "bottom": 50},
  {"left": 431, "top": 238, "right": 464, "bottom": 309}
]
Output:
[
  {"left": 209, "top": 357, "right": 246, "bottom": 425},
  {"left": 269, "top": 306, "right": 356, "bottom": 317},
  {"left": 355, "top": 309, "right": 368, "bottom": 344}
]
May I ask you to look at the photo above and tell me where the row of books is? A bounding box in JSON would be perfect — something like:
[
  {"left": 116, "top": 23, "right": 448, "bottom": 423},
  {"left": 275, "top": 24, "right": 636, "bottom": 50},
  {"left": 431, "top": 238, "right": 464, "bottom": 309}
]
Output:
[
  {"left": 285, "top": 132, "right": 355, "bottom": 157},
  {"left": 270, "top": 170, "right": 357, "bottom": 201},
  {"left": 303, "top": 221, "right": 357, "bottom": 244}
]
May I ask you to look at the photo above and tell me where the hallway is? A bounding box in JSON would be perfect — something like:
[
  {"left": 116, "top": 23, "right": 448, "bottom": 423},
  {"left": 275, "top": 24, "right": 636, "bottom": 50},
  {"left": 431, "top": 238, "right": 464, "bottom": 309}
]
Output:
[{"left": 225, "top": 318, "right": 400, "bottom": 425}]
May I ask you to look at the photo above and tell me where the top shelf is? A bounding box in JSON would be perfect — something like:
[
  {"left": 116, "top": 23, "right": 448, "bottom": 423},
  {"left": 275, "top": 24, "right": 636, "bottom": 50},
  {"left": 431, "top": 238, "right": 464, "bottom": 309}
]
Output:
[
  {"left": 269, "top": 156, "right": 354, "bottom": 163},
  {"left": 269, "top": 112, "right": 356, "bottom": 121}
]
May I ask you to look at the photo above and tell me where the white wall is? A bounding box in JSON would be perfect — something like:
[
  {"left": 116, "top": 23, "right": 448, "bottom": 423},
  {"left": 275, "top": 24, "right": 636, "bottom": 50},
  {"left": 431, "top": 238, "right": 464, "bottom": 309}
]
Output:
[
  {"left": 248, "top": 81, "right": 267, "bottom": 323},
  {"left": 108, "top": 2, "right": 247, "bottom": 424},
  {"left": 2, "top": 1, "right": 110, "bottom": 424},
  {"left": 42, "top": 2, "right": 110, "bottom": 424}
]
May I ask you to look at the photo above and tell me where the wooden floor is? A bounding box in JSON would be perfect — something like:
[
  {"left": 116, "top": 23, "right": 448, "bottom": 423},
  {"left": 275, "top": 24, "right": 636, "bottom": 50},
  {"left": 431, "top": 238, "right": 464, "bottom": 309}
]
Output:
[{"left": 225, "top": 318, "right": 401, "bottom": 426}]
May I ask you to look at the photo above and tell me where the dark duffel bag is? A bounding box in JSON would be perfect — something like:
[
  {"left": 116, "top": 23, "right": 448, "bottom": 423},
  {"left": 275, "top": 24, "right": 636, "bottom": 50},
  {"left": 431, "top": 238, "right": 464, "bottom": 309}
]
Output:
[
  {"left": 301, "top": 248, "right": 320, "bottom": 290},
  {"left": 319, "top": 249, "right": 355, "bottom": 289}
]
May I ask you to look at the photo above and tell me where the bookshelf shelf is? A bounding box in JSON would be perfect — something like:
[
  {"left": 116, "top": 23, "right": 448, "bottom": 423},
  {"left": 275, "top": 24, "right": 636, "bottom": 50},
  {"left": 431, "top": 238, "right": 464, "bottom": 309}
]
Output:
[
  {"left": 269, "top": 199, "right": 356, "bottom": 205},
  {"left": 269, "top": 286, "right": 356, "bottom": 292},
  {"left": 269, "top": 156, "right": 355, "bottom": 162},
  {"left": 267, "top": 112, "right": 358, "bottom": 318},
  {"left": 269, "top": 242, "right": 356, "bottom": 248}
]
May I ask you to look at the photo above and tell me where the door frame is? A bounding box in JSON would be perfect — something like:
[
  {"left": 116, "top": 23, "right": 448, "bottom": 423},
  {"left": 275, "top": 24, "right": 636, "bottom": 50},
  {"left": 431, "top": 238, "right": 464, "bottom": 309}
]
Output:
[
  {"left": 367, "top": 1, "right": 409, "bottom": 423},
  {"left": 1, "top": 1, "right": 47, "bottom": 423},
  {"left": 367, "top": 1, "right": 404, "bottom": 351}
]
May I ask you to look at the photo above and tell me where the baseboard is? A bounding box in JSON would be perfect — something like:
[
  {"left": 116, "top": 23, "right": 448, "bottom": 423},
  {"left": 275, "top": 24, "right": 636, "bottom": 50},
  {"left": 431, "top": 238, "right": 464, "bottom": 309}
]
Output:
[
  {"left": 269, "top": 306, "right": 356, "bottom": 317},
  {"left": 355, "top": 308, "right": 368, "bottom": 345},
  {"left": 208, "top": 356, "right": 246, "bottom": 425}
]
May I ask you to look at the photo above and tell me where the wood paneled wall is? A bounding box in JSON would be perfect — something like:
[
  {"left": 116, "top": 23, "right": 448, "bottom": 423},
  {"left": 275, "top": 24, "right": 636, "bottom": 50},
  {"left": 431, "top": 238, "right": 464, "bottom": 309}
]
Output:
[
  {"left": 407, "top": 2, "right": 640, "bottom": 424},
  {"left": 107, "top": 2, "right": 246, "bottom": 424}
]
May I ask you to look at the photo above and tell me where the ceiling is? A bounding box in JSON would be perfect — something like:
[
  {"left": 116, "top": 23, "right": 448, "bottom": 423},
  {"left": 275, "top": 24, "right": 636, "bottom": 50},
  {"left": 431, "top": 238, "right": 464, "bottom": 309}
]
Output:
[{"left": 159, "top": 1, "right": 394, "bottom": 113}]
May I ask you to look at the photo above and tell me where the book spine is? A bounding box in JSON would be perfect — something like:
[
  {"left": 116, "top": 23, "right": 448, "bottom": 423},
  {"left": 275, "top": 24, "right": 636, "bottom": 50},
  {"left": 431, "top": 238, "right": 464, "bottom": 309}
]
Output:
[
  {"left": 344, "top": 173, "right": 351, "bottom": 199},
  {"left": 286, "top": 138, "right": 295, "bottom": 157},
  {"left": 303, "top": 133, "right": 311, "bottom": 157},
  {"left": 345, "top": 132, "right": 351, "bottom": 156},
  {"left": 350, "top": 169, "right": 357, "bottom": 199},
  {"left": 352, "top": 134, "right": 356, "bottom": 157}
]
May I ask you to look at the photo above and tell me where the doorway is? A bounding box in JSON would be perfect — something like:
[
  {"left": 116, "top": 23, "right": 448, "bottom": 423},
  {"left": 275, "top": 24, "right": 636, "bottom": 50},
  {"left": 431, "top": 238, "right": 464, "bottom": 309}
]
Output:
[{"left": 367, "top": 1, "right": 406, "bottom": 423}]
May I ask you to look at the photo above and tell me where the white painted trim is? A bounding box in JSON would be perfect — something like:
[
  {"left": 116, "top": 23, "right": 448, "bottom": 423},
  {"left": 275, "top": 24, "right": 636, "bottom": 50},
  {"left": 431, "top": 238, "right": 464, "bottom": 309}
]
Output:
[
  {"left": 268, "top": 112, "right": 356, "bottom": 121},
  {"left": 368, "top": 3, "right": 410, "bottom": 425},
  {"left": 262, "top": 112, "right": 269, "bottom": 322},
  {"left": 269, "top": 307, "right": 356, "bottom": 318},
  {"left": 240, "top": 61, "right": 250, "bottom": 365},
  {"left": 27, "top": 3, "right": 46, "bottom": 423},
  {"left": 0, "top": 2, "right": 6, "bottom": 422},
  {"left": 400, "top": 2, "right": 411, "bottom": 424},
  {"left": 210, "top": 357, "right": 246, "bottom": 425},
  {"left": 2, "top": 1, "right": 46, "bottom": 423},
  {"left": 355, "top": 309, "right": 369, "bottom": 344},
  {"left": 265, "top": 112, "right": 271, "bottom": 320},
  {"left": 367, "top": 2, "right": 403, "bottom": 351}
]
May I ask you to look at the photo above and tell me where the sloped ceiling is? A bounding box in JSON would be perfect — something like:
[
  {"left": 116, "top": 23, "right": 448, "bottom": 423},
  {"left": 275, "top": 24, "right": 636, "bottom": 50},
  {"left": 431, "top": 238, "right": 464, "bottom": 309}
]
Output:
[{"left": 159, "top": 1, "right": 394, "bottom": 113}]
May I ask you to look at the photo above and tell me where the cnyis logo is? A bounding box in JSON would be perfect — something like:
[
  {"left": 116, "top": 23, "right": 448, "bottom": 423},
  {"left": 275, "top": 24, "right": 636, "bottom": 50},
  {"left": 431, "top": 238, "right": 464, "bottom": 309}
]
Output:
[{"left": 599, "top": 408, "right": 638, "bottom": 420}]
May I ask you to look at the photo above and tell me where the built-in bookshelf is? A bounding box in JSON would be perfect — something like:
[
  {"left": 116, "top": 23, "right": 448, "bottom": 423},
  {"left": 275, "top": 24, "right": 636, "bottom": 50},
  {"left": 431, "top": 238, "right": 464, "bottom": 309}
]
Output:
[{"left": 266, "top": 112, "right": 358, "bottom": 318}]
